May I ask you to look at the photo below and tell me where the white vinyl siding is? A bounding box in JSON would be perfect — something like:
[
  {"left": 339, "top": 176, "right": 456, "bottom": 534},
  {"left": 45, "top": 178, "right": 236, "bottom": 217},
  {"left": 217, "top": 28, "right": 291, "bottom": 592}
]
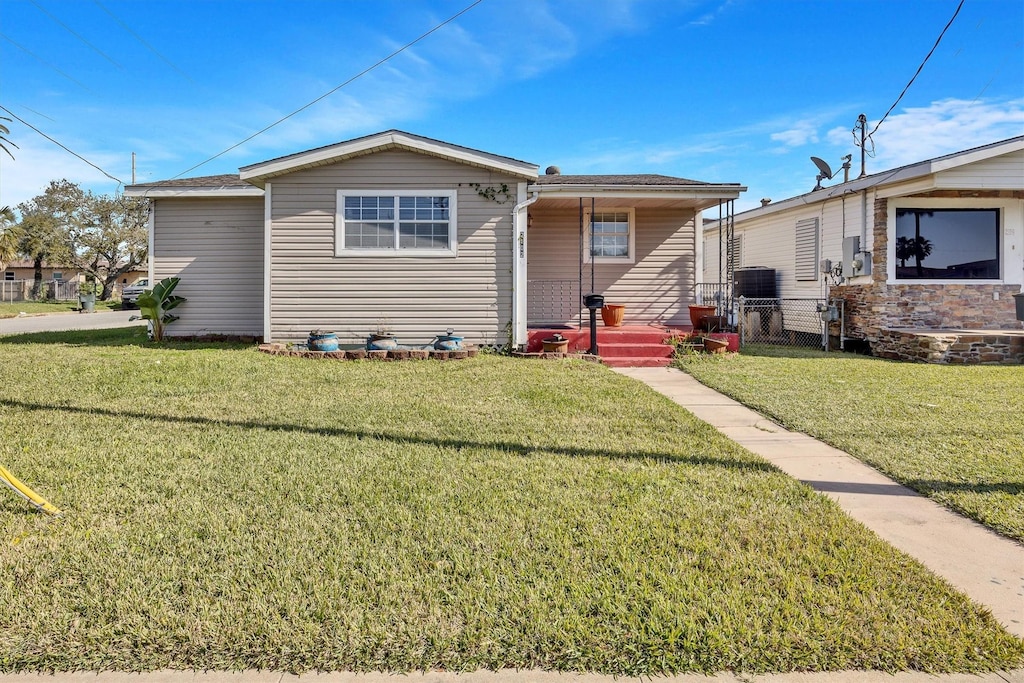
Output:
[
  {"left": 528, "top": 205, "right": 697, "bottom": 326},
  {"left": 794, "top": 218, "right": 819, "bottom": 281},
  {"left": 152, "top": 197, "right": 265, "bottom": 337},
  {"left": 269, "top": 150, "right": 517, "bottom": 346}
]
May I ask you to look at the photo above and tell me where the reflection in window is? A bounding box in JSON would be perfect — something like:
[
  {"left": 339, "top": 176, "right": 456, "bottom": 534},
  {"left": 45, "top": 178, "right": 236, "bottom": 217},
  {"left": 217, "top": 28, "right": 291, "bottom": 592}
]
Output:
[
  {"left": 895, "top": 209, "right": 999, "bottom": 279},
  {"left": 590, "top": 212, "right": 630, "bottom": 258}
]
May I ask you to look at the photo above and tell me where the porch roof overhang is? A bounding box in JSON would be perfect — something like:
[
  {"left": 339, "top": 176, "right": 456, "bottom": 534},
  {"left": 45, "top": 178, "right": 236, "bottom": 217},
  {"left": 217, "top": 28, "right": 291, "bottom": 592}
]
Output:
[{"left": 530, "top": 182, "right": 746, "bottom": 211}]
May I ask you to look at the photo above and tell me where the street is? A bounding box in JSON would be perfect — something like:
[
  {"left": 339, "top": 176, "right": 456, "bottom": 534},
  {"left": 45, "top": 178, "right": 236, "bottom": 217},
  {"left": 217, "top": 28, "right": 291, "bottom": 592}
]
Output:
[{"left": 0, "top": 310, "right": 146, "bottom": 336}]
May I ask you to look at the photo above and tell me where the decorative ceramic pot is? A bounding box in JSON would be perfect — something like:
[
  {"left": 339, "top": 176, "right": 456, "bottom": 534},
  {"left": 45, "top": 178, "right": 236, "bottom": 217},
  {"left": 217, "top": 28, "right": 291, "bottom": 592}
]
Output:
[
  {"left": 367, "top": 334, "right": 398, "bottom": 351},
  {"left": 434, "top": 334, "right": 464, "bottom": 351},
  {"left": 308, "top": 331, "right": 339, "bottom": 352}
]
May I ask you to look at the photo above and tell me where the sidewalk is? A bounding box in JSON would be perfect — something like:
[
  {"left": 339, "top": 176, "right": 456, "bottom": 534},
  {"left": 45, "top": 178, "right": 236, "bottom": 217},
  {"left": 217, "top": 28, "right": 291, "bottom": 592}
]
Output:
[{"left": 614, "top": 366, "right": 1024, "bottom": 640}]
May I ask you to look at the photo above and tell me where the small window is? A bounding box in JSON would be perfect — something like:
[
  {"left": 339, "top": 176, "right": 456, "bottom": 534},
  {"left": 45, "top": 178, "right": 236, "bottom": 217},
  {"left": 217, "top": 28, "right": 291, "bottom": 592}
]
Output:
[
  {"left": 794, "top": 218, "right": 819, "bottom": 281},
  {"left": 52, "top": 272, "right": 63, "bottom": 281},
  {"left": 895, "top": 209, "right": 999, "bottom": 280},
  {"left": 585, "top": 208, "right": 635, "bottom": 263},
  {"left": 337, "top": 191, "right": 456, "bottom": 256},
  {"left": 4, "top": 271, "right": 14, "bottom": 281}
]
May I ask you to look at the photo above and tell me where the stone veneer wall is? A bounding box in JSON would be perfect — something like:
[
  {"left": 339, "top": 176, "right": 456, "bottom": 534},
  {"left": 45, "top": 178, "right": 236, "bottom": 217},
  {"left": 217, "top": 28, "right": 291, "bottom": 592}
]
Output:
[
  {"left": 830, "top": 190, "right": 1024, "bottom": 348},
  {"left": 873, "top": 329, "right": 1024, "bottom": 364}
]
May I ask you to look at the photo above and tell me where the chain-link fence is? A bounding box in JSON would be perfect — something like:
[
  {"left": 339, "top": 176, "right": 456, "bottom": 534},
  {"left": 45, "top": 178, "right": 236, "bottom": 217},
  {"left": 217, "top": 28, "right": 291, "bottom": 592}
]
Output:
[{"left": 737, "top": 297, "right": 844, "bottom": 349}]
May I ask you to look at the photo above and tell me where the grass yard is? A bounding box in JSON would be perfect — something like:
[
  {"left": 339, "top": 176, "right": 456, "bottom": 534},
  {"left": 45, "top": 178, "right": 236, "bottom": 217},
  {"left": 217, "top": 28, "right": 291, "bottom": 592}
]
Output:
[
  {"left": 1, "top": 328, "right": 1021, "bottom": 674},
  {"left": 0, "top": 300, "right": 120, "bottom": 318},
  {"left": 675, "top": 345, "right": 1024, "bottom": 542}
]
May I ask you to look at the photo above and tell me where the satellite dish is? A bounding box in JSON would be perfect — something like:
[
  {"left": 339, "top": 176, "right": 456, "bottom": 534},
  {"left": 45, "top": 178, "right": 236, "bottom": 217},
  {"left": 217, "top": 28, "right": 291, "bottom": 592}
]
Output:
[
  {"left": 810, "top": 156, "right": 834, "bottom": 180},
  {"left": 810, "top": 156, "right": 834, "bottom": 191}
]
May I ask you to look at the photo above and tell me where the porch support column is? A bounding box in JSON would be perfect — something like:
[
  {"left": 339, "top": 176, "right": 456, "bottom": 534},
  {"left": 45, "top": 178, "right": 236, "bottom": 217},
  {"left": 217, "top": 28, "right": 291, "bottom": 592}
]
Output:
[{"left": 511, "top": 182, "right": 535, "bottom": 349}]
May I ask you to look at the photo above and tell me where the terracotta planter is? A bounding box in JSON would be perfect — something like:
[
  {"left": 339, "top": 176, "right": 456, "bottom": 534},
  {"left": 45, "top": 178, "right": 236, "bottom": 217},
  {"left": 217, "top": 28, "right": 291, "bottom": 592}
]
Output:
[
  {"left": 601, "top": 304, "right": 625, "bottom": 327},
  {"left": 703, "top": 337, "right": 729, "bottom": 354},
  {"left": 688, "top": 305, "right": 717, "bottom": 329},
  {"left": 541, "top": 334, "right": 569, "bottom": 353}
]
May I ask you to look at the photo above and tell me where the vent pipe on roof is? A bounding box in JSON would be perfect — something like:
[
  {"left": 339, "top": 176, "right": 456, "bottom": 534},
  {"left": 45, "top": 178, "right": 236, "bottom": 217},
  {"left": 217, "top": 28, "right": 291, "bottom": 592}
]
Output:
[
  {"left": 760, "top": 198, "right": 771, "bottom": 207},
  {"left": 545, "top": 165, "right": 561, "bottom": 175}
]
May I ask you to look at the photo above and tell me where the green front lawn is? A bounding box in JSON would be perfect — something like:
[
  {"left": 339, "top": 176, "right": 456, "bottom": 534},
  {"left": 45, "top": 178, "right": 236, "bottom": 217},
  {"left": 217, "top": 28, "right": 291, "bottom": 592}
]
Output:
[
  {"left": 0, "top": 300, "right": 121, "bottom": 318},
  {"left": 1, "top": 329, "right": 1021, "bottom": 674},
  {"left": 676, "top": 345, "right": 1024, "bottom": 542}
]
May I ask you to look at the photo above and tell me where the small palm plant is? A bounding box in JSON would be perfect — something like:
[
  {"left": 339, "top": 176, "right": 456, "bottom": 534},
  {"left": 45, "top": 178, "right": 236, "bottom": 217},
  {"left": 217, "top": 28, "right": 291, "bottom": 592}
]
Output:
[{"left": 136, "top": 277, "right": 186, "bottom": 342}]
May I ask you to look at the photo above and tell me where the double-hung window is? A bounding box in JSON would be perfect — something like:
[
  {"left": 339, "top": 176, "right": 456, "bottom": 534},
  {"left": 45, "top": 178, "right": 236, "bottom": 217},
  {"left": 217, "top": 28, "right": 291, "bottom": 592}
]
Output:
[
  {"left": 336, "top": 190, "right": 457, "bottom": 256},
  {"left": 585, "top": 208, "right": 635, "bottom": 264}
]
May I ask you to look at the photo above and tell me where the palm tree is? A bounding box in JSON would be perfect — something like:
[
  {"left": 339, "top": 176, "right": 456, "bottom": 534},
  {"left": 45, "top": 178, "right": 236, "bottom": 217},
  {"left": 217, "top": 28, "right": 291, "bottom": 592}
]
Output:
[
  {"left": 0, "top": 117, "right": 17, "bottom": 160},
  {"left": 0, "top": 206, "right": 21, "bottom": 268}
]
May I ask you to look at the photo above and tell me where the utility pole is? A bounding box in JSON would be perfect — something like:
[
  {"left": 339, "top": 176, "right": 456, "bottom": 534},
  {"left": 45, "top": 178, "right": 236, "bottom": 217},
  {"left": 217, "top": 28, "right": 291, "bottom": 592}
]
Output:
[{"left": 131, "top": 152, "right": 136, "bottom": 185}]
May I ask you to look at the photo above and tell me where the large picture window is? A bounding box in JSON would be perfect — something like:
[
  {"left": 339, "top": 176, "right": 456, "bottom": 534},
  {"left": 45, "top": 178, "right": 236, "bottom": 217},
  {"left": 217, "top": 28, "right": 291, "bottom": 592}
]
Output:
[
  {"left": 584, "top": 208, "right": 635, "bottom": 263},
  {"left": 337, "top": 191, "right": 456, "bottom": 256},
  {"left": 894, "top": 208, "right": 999, "bottom": 280}
]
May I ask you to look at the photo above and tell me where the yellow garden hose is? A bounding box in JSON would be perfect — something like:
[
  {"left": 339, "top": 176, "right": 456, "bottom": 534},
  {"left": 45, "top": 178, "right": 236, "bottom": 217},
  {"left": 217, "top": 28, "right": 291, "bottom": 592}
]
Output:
[{"left": 0, "top": 464, "right": 61, "bottom": 516}]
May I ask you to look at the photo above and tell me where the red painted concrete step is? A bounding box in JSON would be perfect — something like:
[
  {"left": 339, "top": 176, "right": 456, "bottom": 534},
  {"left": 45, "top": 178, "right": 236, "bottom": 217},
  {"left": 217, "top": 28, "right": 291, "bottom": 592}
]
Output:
[
  {"left": 602, "top": 356, "right": 674, "bottom": 368},
  {"left": 595, "top": 342, "right": 675, "bottom": 358}
]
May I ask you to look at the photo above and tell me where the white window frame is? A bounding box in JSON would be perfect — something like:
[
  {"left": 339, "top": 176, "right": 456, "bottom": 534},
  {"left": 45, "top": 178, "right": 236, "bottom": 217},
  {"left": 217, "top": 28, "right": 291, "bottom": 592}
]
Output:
[
  {"left": 886, "top": 197, "right": 1015, "bottom": 285},
  {"left": 52, "top": 272, "right": 63, "bottom": 281},
  {"left": 3, "top": 271, "right": 14, "bottom": 281},
  {"left": 583, "top": 207, "right": 636, "bottom": 264},
  {"left": 336, "top": 189, "right": 458, "bottom": 257}
]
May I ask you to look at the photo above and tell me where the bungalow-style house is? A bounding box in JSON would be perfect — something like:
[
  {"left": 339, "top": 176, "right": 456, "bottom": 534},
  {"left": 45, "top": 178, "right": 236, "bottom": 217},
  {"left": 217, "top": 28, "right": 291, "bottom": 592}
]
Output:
[
  {"left": 125, "top": 130, "right": 744, "bottom": 355},
  {"left": 703, "top": 136, "right": 1024, "bottom": 362}
]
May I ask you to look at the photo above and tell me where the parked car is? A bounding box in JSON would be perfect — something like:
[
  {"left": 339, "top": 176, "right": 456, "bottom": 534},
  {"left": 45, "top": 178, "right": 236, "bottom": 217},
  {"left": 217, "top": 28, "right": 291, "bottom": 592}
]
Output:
[{"left": 121, "top": 279, "right": 149, "bottom": 309}]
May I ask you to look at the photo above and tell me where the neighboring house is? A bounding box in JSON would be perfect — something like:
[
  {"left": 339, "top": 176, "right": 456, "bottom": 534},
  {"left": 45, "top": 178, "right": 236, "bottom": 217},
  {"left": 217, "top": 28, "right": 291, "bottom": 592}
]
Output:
[
  {"left": 703, "top": 137, "right": 1024, "bottom": 356},
  {"left": 3, "top": 260, "right": 84, "bottom": 283},
  {"left": 125, "top": 130, "right": 744, "bottom": 346}
]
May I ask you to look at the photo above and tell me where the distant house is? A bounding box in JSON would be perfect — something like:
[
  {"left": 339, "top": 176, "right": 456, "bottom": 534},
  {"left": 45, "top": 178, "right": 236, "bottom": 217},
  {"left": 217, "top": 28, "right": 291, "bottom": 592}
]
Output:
[
  {"left": 125, "top": 130, "right": 744, "bottom": 346},
  {"left": 703, "top": 137, "right": 1024, "bottom": 359}
]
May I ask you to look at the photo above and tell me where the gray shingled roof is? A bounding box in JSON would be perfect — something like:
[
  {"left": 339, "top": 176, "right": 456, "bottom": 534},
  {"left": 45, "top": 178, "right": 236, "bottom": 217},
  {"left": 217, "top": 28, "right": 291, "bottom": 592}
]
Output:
[
  {"left": 128, "top": 174, "right": 249, "bottom": 189},
  {"left": 531, "top": 174, "right": 720, "bottom": 186}
]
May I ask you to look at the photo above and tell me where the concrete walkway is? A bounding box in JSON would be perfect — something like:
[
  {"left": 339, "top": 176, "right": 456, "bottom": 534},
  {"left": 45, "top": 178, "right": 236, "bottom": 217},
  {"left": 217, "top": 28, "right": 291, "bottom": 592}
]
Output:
[{"left": 614, "top": 366, "right": 1024, "bottom": 640}]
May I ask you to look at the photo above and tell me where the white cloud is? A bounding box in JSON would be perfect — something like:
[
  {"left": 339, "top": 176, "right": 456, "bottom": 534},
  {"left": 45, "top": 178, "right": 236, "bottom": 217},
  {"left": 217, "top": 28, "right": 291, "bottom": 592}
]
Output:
[
  {"left": 770, "top": 120, "right": 821, "bottom": 148},
  {"left": 0, "top": 135, "right": 122, "bottom": 208},
  {"left": 825, "top": 98, "right": 1024, "bottom": 172}
]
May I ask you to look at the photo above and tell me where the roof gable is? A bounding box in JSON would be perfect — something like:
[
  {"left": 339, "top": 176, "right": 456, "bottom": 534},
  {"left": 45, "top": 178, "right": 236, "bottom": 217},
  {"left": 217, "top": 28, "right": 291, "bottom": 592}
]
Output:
[{"left": 239, "top": 130, "right": 539, "bottom": 186}]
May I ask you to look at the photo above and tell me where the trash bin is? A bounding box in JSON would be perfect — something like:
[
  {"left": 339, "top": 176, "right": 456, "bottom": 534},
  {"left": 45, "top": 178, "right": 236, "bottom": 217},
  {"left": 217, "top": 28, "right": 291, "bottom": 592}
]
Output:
[
  {"left": 79, "top": 293, "right": 95, "bottom": 313},
  {"left": 1014, "top": 292, "right": 1024, "bottom": 322}
]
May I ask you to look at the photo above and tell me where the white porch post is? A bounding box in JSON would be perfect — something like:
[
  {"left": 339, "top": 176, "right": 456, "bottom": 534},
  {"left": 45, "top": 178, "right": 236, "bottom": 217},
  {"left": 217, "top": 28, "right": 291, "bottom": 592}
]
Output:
[{"left": 512, "top": 182, "right": 531, "bottom": 348}]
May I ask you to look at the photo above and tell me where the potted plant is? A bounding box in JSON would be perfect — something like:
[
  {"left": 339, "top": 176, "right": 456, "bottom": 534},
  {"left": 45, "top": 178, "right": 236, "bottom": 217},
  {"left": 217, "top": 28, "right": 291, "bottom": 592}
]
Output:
[
  {"left": 367, "top": 317, "right": 398, "bottom": 350},
  {"left": 308, "top": 329, "right": 339, "bottom": 352},
  {"left": 78, "top": 279, "right": 98, "bottom": 313}
]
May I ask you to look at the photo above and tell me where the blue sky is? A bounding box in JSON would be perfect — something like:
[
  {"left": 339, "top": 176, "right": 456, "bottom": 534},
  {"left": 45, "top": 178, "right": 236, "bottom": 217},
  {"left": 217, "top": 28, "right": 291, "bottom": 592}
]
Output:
[{"left": 1, "top": 0, "right": 1021, "bottom": 212}]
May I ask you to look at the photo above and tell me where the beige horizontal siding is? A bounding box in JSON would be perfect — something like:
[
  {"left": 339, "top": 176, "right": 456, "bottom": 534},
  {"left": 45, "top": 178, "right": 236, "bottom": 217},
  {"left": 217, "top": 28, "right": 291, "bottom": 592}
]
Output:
[
  {"left": 153, "top": 197, "right": 264, "bottom": 337},
  {"left": 936, "top": 151, "right": 1024, "bottom": 188},
  {"left": 269, "top": 150, "right": 517, "bottom": 346},
  {"left": 528, "top": 206, "right": 697, "bottom": 326}
]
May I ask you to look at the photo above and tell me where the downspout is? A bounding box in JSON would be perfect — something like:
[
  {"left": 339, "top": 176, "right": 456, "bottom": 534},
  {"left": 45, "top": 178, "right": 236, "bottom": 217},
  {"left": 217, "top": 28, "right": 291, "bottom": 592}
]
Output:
[{"left": 511, "top": 186, "right": 540, "bottom": 350}]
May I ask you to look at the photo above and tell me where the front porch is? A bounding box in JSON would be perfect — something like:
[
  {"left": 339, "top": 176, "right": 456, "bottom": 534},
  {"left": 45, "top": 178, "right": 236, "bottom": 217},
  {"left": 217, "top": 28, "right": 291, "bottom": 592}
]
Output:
[{"left": 525, "top": 323, "right": 738, "bottom": 367}]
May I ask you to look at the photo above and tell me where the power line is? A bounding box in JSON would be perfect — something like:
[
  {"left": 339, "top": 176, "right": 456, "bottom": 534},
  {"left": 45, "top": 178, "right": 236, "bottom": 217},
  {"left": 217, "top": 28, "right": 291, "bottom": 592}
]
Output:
[
  {"left": 0, "top": 32, "right": 92, "bottom": 91},
  {"left": 28, "top": 0, "right": 123, "bottom": 70},
  {"left": 0, "top": 105, "right": 124, "bottom": 185},
  {"left": 868, "top": 0, "right": 965, "bottom": 139},
  {"left": 92, "top": 0, "right": 193, "bottom": 83},
  {"left": 169, "top": 0, "right": 485, "bottom": 180}
]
